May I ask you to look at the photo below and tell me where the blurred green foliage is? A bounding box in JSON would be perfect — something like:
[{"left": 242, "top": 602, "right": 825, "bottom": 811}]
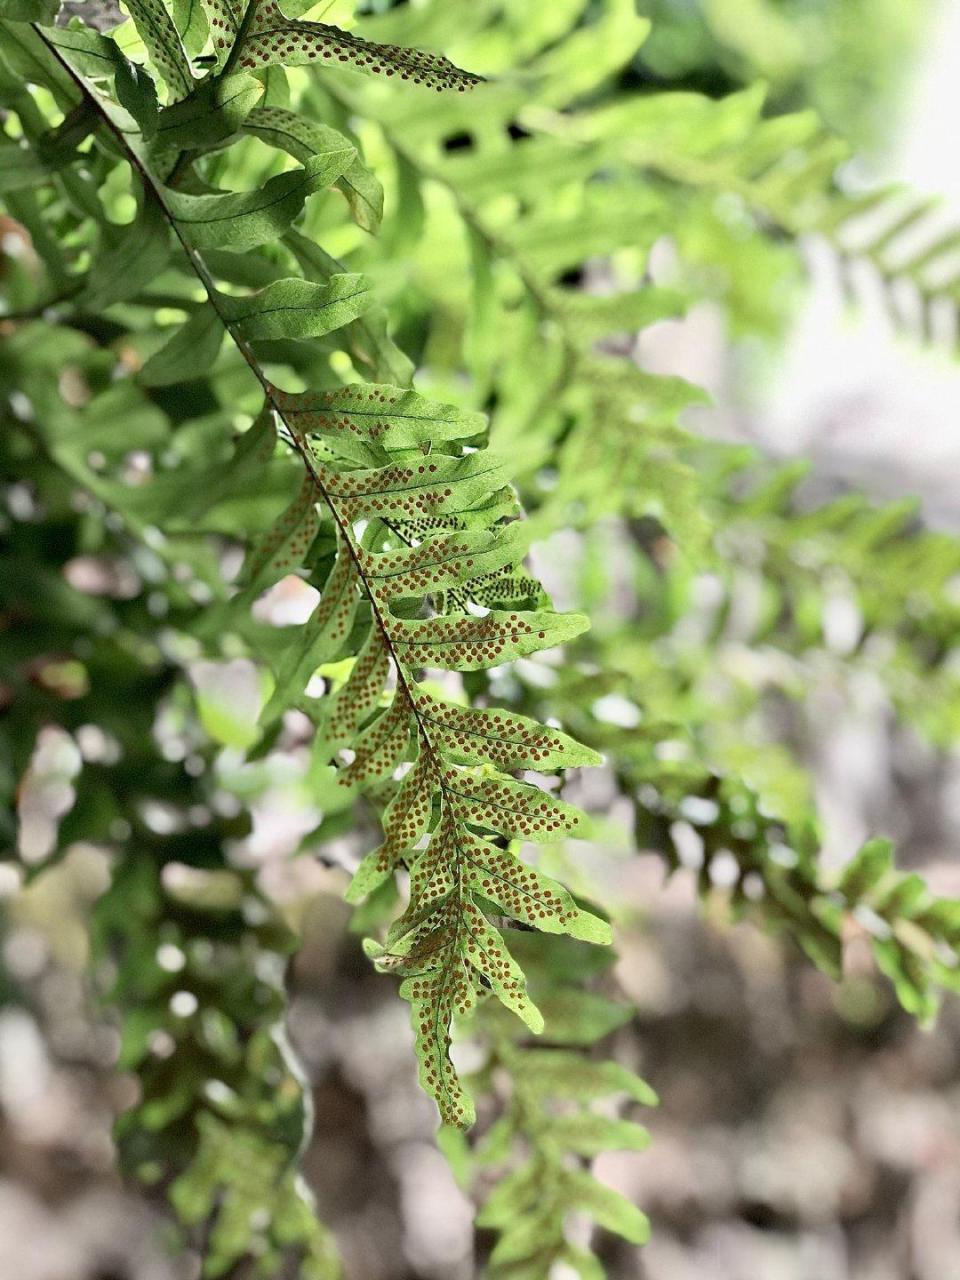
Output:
[{"left": 638, "top": 0, "right": 932, "bottom": 152}]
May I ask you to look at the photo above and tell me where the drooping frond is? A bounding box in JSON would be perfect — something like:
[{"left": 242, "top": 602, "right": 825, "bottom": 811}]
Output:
[{"left": 246, "top": 388, "right": 606, "bottom": 1124}]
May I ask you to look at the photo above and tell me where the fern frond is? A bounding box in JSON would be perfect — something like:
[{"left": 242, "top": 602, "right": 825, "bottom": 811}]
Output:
[
  {"left": 10, "top": 9, "right": 601, "bottom": 1135},
  {"left": 252, "top": 399, "right": 605, "bottom": 1123}
]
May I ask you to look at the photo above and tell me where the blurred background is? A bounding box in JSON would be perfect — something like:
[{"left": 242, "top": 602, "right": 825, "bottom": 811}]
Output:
[{"left": 6, "top": 1, "right": 960, "bottom": 1278}]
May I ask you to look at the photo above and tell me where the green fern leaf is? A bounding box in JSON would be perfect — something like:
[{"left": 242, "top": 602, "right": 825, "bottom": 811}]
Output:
[
  {"left": 165, "top": 152, "right": 355, "bottom": 249},
  {"left": 170, "top": 0, "right": 208, "bottom": 57},
  {"left": 245, "top": 105, "right": 384, "bottom": 232},
  {"left": 355, "top": 527, "right": 532, "bottom": 597},
  {"left": 1, "top": 5, "right": 657, "bottom": 1268},
  {"left": 140, "top": 303, "right": 225, "bottom": 385},
  {"left": 218, "top": 1, "right": 484, "bottom": 92},
  {"left": 171, "top": 1115, "right": 340, "bottom": 1279},
  {"left": 418, "top": 695, "right": 600, "bottom": 772},
  {"left": 275, "top": 382, "right": 486, "bottom": 458},
  {"left": 388, "top": 610, "right": 589, "bottom": 671},
  {"left": 216, "top": 273, "right": 373, "bottom": 339},
  {"left": 558, "top": 1169, "right": 650, "bottom": 1244},
  {"left": 440, "top": 774, "right": 587, "bottom": 845},
  {"left": 154, "top": 71, "right": 263, "bottom": 147},
  {"left": 548, "top": 1113, "right": 651, "bottom": 1157},
  {"left": 473, "top": 1024, "right": 655, "bottom": 1273},
  {"left": 310, "top": 451, "right": 510, "bottom": 521}
]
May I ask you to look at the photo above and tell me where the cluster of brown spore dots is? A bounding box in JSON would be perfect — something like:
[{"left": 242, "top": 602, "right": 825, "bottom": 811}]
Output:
[
  {"left": 204, "top": 0, "right": 242, "bottom": 53},
  {"left": 278, "top": 386, "right": 407, "bottom": 449},
  {"left": 418, "top": 694, "right": 575, "bottom": 772},
  {"left": 461, "top": 901, "right": 527, "bottom": 1006},
  {"left": 132, "top": 0, "right": 194, "bottom": 96},
  {"left": 391, "top": 515, "right": 467, "bottom": 539},
  {"left": 406, "top": 959, "right": 472, "bottom": 1125},
  {"left": 325, "top": 461, "right": 455, "bottom": 521},
  {"left": 446, "top": 568, "right": 542, "bottom": 613},
  {"left": 361, "top": 534, "right": 479, "bottom": 599},
  {"left": 323, "top": 632, "right": 389, "bottom": 743},
  {"left": 236, "top": 9, "right": 485, "bottom": 92},
  {"left": 299, "top": 540, "right": 357, "bottom": 655},
  {"left": 405, "top": 809, "right": 459, "bottom": 906},
  {"left": 394, "top": 612, "right": 550, "bottom": 670},
  {"left": 444, "top": 772, "right": 578, "bottom": 842},
  {"left": 246, "top": 473, "right": 316, "bottom": 582},
  {"left": 374, "top": 751, "right": 435, "bottom": 876},
  {"left": 385, "top": 917, "right": 473, "bottom": 1124},
  {"left": 464, "top": 836, "right": 574, "bottom": 929},
  {"left": 339, "top": 689, "right": 411, "bottom": 786},
  {"left": 243, "top": 105, "right": 316, "bottom": 155}
]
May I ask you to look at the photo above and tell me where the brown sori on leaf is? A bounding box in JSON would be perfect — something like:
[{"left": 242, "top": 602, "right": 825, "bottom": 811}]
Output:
[{"left": 203, "top": 0, "right": 484, "bottom": 90}]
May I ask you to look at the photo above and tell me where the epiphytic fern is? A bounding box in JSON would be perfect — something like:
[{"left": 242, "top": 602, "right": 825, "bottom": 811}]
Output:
[
  {"left": 10, "top": 0, "right": 960, "bottom": 1274},
  {"left": 2, "top": 0, "right": 609, "bottom": 1241},
  {"left": 251, "top": 378, "right": 606, "bottom": 1124}
]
